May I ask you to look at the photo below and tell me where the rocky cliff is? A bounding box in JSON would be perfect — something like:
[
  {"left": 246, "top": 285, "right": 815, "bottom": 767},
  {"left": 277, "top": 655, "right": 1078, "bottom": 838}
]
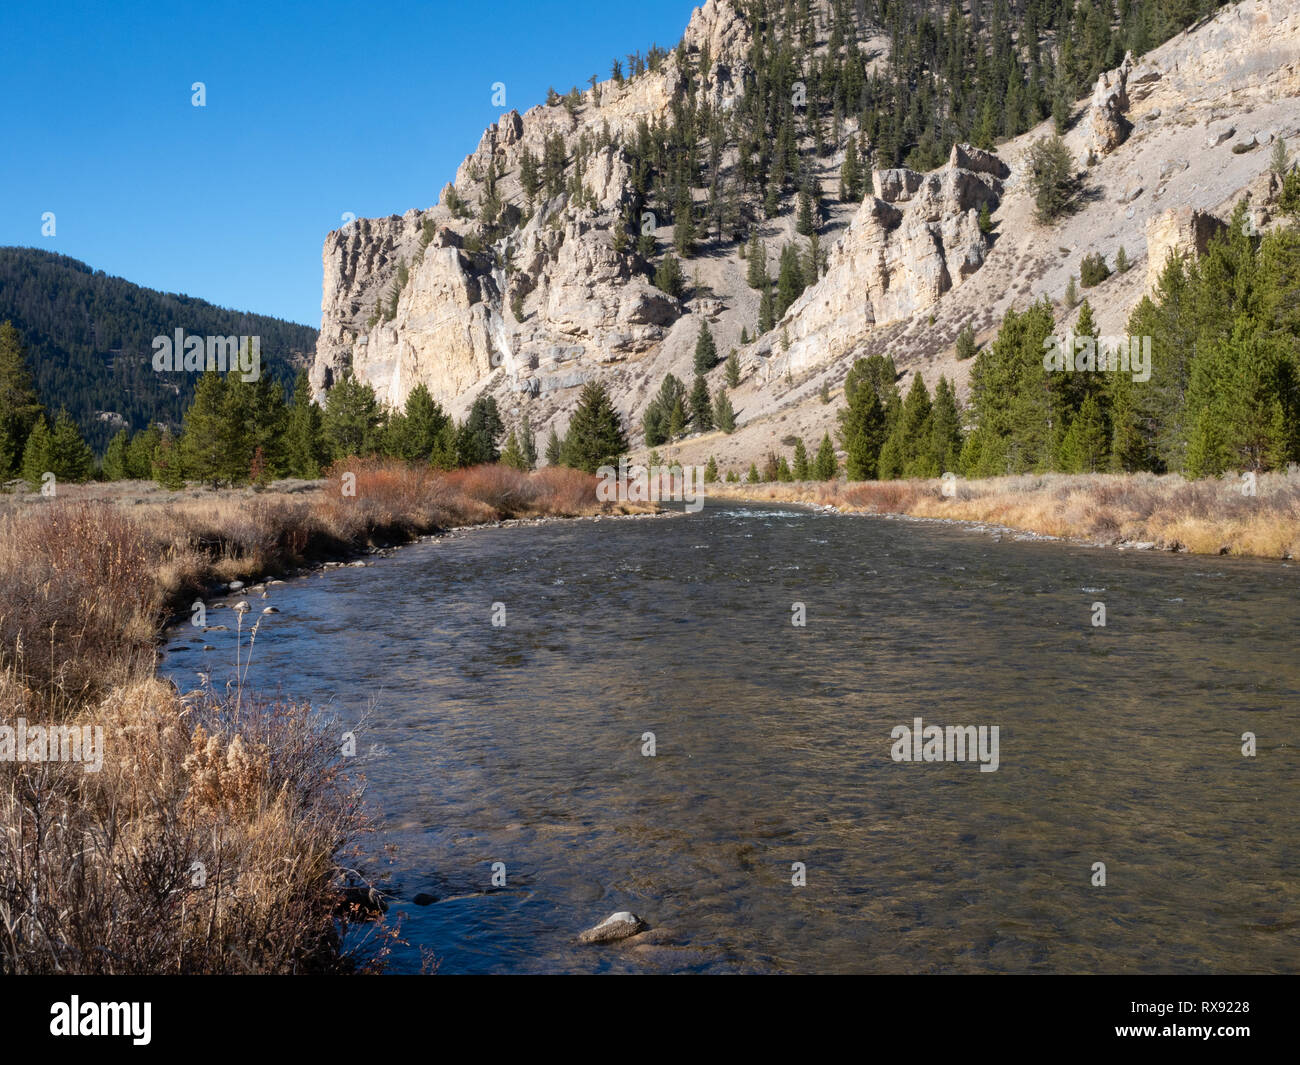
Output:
[{"left": 312, "top": 0, "right": 1300, "bottom": 471}]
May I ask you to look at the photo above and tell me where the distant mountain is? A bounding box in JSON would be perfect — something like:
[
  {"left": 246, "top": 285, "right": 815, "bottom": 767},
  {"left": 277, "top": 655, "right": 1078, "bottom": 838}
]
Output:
[{"left": 0, "top": 247, "right": 316, "bottom": 452}]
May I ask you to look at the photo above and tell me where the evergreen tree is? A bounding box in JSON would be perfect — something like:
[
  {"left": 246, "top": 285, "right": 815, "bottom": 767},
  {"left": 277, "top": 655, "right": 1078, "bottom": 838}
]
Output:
[
  {"left": 459, "top": 394, "right": 505, "bottom": 465},
  {"left": 690, "top": 374, "right": 714, "bottom": 431},
  {"left": 704, "top": 455, "right": 718, "bottom": 483},
  {"left": 928, "top": 375, "right": 964, "bottom": 475},
  {"left": 126, "top": 425, "right": 161, "bottom": 479},
  {"left": 20, "top": 416, "right": 52, "bottom": 490},
  {"left": 180, "top": 371, "right": 239, "bottom": 487},
  {"left": 387, "top": 383, "right": 451, "bottom": 463},
  {"left": 561, "top": 381, "right": 628, "bottom": 472},
  {"left": 1027, "top": 135, "right": 1080, "bottom": 222},
  {"left": 102, "top": 428, "right": 130, "bottom": 480},
  {"left": 285, "top": 370, "right": 327, "bottom": 477},
  {"left": 725, "top": 348, "right": 741, "bottom": 388},
  {"left": 654, "top": 251, "right": 685, "bottom": 298},
  {"left": 712, "top": 387, "right": 736, "bottom": 433},
  {"left": 544, "top": 424, "right": 563, "bottom": 466},
  {"left": 48, "top": 409, "right": 94, "bottom": 483},
  {"left": 745, "top": 234, "right": 769, "bottom": 290},
  {"left": 792, "top": 437, "right": 810, "bottom": 480},
  {"left": 519, "top": 413, "right": 538, "bottom": 469},
  {"left": 775, "top": 243, "right": 806, "bottom": 317},
  {"left": 838, "top": 372, "right": 888, "bottom": 480},
  {"left": 322, "top": 375, "right": 383, "bottom": 459},
  {"left": 694, "top": 320, "right": 719, "bottom": 374},
  {"left": 0, "top": 321, "right": 43, "bottom": 479},
  {"left": 152, "top": 428, "right": 186, "bottom": 490},
  {"left": 812, "top": 433, "right": 838, "bottom": 480},
  {"left": 500, "top": 430, "right": 528, "bottom": 470}
]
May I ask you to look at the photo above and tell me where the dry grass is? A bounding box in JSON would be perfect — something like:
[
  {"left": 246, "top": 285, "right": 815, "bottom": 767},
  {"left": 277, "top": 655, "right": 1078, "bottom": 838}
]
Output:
[
  {"left": 712, "top": 470, "right": 1300, "bottom": 558},
  {"left": 0, "top": 459, "right": 624, "bottom": 974}
]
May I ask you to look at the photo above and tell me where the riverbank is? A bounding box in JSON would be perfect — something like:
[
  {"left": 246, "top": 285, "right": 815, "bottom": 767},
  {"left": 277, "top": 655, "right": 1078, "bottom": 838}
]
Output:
[
  {"left": 709, "top": 471, "right": 1300, "bottom": 560},
  {"left": 0, "top": 460, "right": 638, "bottom": 974}
]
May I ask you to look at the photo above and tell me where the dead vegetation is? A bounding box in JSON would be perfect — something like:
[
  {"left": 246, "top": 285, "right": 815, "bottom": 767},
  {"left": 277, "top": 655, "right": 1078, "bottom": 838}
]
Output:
[
  {"left": 712, "top": 470, "right": 1300, "bottom": 559},
  {"left": 0, "top": 459, "right": 618, "bottom": 973}
]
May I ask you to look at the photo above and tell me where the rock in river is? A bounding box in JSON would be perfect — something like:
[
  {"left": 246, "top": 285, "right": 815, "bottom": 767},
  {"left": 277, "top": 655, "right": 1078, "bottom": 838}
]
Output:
[{"left": 578, "top": 911, "right": 646, "bottom": 944}]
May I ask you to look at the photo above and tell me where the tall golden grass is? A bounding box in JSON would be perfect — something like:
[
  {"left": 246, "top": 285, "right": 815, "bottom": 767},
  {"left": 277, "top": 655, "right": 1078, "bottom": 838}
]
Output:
[
  {"left": 0, "top": 460, "right": 618, "bottom": 973},
  {"left": 711, "top": 470, "right": 1300, "bottom": 558}
]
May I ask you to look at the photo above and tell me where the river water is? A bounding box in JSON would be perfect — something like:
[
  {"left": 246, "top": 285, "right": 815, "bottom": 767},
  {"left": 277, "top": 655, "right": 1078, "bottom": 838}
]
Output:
[{"left": 160, "top": 503, "right": 1300, "bottom": 974}]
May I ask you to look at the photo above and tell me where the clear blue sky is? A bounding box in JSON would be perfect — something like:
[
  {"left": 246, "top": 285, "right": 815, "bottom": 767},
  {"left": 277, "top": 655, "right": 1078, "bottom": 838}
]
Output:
[{"left": 1, "top": 0, "right": 691, "bottom": 326}]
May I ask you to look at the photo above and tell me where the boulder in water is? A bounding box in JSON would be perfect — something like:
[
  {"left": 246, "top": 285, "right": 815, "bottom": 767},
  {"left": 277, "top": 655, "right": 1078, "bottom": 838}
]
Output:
[{"left": 578, "top": 911, "right": 646, "bottom": 944}]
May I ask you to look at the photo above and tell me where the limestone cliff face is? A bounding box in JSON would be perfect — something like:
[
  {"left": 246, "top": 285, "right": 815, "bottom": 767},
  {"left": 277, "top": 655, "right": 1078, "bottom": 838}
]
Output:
[
  {"left": 310, "top": 0, "right": 755, "bottom": 415},
  {"left": 763, "top": 144, "right": 1008, "bottom": 377},
  {"left": 311, "top": 0, "right": 1300, "bottom": 468}
]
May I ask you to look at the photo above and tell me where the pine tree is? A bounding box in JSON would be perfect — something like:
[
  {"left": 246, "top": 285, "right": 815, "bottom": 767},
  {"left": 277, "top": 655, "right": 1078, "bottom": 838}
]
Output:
[
  {"left": 812, "top": 433, "right": 838, "bottom": 480},
  {"left": 712, "top": 387, "right": 736, "bottom": 433},
  {"left": 322, "top": 375, "right": 383, "bottom": 460},
  {"left": 746, "top": 461, "right": 761, "bottom": 483},
  {"left": 838, "top": 374, "right": 888, "bottom": 480},
  {"left": 0, "top": 321, "right": 43, "bottom": 479},
  {"left": 775, "top": 243, "right": 805, "bottom": 317},
  {"left": 545, "top": 425, "right": 563, "bottom": 466},
  {"left": 181, "top": 371, "right": 238, "bottom": 487},
  {"left": 654, "top": 251, "right": 685, "bottom": 298},
  {"left": 725, "top": 348, "right": 741, "bottom": 387},
  {"left": 1057, "top": 393, "right": 1109, "bottom": 472},
  {"left": 285, "top": 370, "right": 327, "bottom": 477},
  {"left": 745, "top": 234, "right": 768, "bottom": 290},
  {"left": 20, "top": 416, "right": 52, "bottom": 490},
  {"left": 387, "top": 383, "right": 451, "bottom": 463},
  {"left": 928, "top": 375, "right": 964, "bottom": 474},
  {"left": 792, "top": 437, "right": 810, "bottom": 480},
  {"left": 519, "top": 413, "right": 538, "bottom": 469},
  {"left": 48, "top": 409, "right": 93, "bottom": 483},
  {"left": 152, "top": 428, "right": 186, "bottom": 490},
  {"left": 102, "top": 428, "right": 130, "bottom": 480},
  {"left": 126, "top": 425, "right": 161, "bottom": 479},
  {"left": 561, "top": 381, "right": 628, "bottom": 472},
  {"left": 690, "top": 374, "right": 714, "bottom": 431},
  {"left": 500, "top": 430, "right": 528, "bottom": 470},
  {"left": 459, "top": 394, "right": 505, "bottom": 465},
  {"left": 694, "top": 320, "right": 718, "bottom": 374},
  {"left": 1027, "top": 134, "right": 1080, "bottom": 222}
]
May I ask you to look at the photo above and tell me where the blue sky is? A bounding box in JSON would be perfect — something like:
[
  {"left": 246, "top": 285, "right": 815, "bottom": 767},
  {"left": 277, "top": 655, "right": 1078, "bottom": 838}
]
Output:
[{"left": 1, "top": 0, "right": 691, "bottom": 326}]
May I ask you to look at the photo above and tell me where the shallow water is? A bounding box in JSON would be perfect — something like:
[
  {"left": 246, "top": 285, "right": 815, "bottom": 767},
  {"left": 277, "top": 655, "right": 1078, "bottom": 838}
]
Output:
[{"left": 161, "top": 503, "right": 1300, "bottom": 973}]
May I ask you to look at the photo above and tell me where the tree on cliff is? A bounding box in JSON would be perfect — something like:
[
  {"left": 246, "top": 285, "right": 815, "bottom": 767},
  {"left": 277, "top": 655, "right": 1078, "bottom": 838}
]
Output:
[{"left": 561, "top": 381, "right": 628, "bottom": 473}]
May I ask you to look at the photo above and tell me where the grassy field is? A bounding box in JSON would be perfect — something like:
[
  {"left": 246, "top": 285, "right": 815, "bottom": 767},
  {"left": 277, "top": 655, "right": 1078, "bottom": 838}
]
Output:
[
  {"left": 710, "top": 470, "right": 1300, "bottom": 559},
  {"left": 0, "top": 460, "right": 634, "bottom": 974}
]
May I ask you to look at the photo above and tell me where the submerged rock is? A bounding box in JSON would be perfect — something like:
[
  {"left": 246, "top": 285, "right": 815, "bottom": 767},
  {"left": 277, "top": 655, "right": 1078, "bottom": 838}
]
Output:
[{"left": 579, "top": 911, "right": 646, "bottom": 944}]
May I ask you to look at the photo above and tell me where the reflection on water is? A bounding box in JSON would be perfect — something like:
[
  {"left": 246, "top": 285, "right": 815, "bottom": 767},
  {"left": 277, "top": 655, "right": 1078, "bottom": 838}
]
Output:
[{"left": 161, "top": 504, "right": 1300, "bottom": 973}]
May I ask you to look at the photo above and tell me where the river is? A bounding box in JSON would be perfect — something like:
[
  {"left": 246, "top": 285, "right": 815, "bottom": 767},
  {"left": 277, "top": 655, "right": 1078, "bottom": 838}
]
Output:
[{"left": 160, "top": 503, "right": 1300, "bottom": 973}]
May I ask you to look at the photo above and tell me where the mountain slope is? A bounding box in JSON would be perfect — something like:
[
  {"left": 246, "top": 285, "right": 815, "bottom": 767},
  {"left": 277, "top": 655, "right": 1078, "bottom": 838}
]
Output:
[
  {"left": 308, "top": 0, "right": 1295, "bottom": 470},
  {"left": 0, "top": 248, "right": 316, "bottom": 451}
]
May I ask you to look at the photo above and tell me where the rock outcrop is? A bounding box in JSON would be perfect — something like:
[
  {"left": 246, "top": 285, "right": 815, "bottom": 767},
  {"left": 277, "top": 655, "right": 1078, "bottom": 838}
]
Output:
[
  {"left": 763, "top": 143, "right": 1006, "bottom": 376},
  {"left": 1088, "top": 52, "right": 1134, "bottom": 156},
  {"left": 1144, "top": 207, "right": 1230, "bottom": 291}
]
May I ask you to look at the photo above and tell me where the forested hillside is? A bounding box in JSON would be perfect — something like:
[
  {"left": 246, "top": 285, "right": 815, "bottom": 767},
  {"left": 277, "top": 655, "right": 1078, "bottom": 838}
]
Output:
[{"left": 0, "top": 247, "right": 315, "bottom": 452}]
